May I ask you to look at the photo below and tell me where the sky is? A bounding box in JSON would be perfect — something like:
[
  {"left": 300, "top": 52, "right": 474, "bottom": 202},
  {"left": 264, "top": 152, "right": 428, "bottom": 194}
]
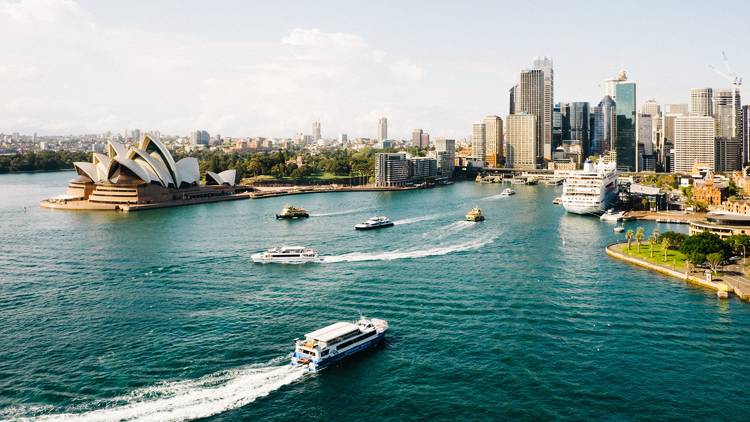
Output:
[{"left": 1, "top": 0, "right": 749, "bottom": 139}]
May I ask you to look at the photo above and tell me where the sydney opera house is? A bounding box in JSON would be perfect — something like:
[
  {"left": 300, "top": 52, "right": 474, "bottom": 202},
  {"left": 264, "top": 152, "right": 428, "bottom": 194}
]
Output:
[{"left": 41, "top": 135, "right": 247, "bottom": 211}]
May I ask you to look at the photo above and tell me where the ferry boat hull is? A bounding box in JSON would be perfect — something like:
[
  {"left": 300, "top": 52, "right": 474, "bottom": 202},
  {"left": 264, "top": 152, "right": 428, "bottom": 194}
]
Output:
[
  {"left": 251, "top": 254, "right": 323, "bottom": 264},
  {"left": 355, "top": 222, "right": 394, "bottom": 230}
]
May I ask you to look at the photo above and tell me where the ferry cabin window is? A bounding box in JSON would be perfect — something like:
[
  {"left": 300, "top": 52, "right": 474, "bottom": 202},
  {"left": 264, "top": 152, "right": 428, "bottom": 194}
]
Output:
[
  {"left": 321, "top": 349, "right": 330, "bottom": 356},
  {"left": 336, "top": 330, "right": 377, "bottom": 350}
]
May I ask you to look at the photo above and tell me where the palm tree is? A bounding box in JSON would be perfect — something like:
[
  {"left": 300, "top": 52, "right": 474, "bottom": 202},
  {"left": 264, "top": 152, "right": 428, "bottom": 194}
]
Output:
[
  {"left": 661, "top": 237, "right": 672, "bottom": 262},
  {"left": 635, "top": 227, "right": 645, "bottom": 253},
  {"left": 626, "top": 230, "right": 634, "bottom": 250},
  {"left": 648, "top": 233, "right": 658, "bottom": 258}
]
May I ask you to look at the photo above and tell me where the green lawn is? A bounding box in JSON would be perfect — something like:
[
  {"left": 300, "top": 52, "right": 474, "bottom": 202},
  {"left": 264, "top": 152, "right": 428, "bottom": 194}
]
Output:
[
  {"left": 242, "top": 172, "right": 355, "bottom": 183},
  {"left": 613, "top": 242, "right": 688, "bottom": 271}
]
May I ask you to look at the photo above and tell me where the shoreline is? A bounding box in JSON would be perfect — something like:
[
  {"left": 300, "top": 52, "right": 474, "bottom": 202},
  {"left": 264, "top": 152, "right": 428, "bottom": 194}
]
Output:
[
  {"left": 247, "top": 184, "right": 430, "bottom": 198},
  {"left": 605, "top": 242, "right": 750, "bottom": 301}
]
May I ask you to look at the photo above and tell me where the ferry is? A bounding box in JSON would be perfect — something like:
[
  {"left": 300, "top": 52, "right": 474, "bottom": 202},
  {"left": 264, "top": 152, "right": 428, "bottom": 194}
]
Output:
[
  {"left": 613, "top": 225, "right": 625, "bottom": 233},
  {"left": 251, "top": 246, "right": 323, "bottom": 264},
  {"left": 499, "top": 188, "right": 515, "bottom": 197},
  {"left": 291, "top": 317, "right": 389, "bottom": 372},
  {"left": 561, "top": 159, "right": 618, "bottom": 215},
  {"left": 276, "top": 205, "right": 309, "bottom": 219},
  {"left": 465, "top": 207, "right": 485, "bottom": 222},
  {"left": 355, "top": 216, "right": 394, "bottom": 230}
]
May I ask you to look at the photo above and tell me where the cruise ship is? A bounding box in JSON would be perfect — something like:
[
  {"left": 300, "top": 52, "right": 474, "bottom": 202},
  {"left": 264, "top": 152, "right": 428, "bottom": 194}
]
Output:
[
  {"left": 560, "top": 159, "right": 618, "bottom": 215},
  {"left": 291, "top": 317, "right": 388, "bottom": 372},
  {"left": 251, "top": 246, "right": 323, "bottom": 264}
]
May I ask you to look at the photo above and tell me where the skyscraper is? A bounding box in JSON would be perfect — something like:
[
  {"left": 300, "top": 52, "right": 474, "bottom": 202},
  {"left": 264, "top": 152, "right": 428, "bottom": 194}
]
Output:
[
  {"left": 313, "top": 120, "right": 321, "bottom": 141},
  {"left": 411, "top": 129, "right": 423, "bottom": 148},
  {"left": 691, "top": 88, "right": 713, "bottom": 116},
  {"left": 532, "top": 56, "right": 554, "bottom": 160},
  {"left": 567, "top": 102, "right": 590, "bottom": 157},
  {"left": 378, "top": 117, "right": 388, "bottom": 141},
  {"left": 420, "top": 132, "right": 430, "bottom": 148},
  {"left": 509, "top": 85, "right": 518, "bottom": 115},
  {"left": 434, "top": 138, "right": 456, "bottom": 177},
  {"left": 614, "top": 77, "right": 637, "bottom": 171},
  {"left": 483, "top": 115, "right": 503, "bottom": 167},
  {"left": 552, "top": 103, "right": 563, "bottom": 148},
  {"left": 592, "top": 96, "right": 616, "bottom": 156},
  {"left": 471, "top": 121, "right": 486, "bottom": 161},
  {"left": 642, "top": 99, "right": 661, "bottom": 117},
  {"left": 516, "top": 68, "right": 544, "bottom": 165},
  {"left": 743, "top": 105, "right": 750, "bottom": 165},
  {"left": 638, "top": 113, "right": 656, "bottom": 171},
  {"left": 666, "top": 104, "right": 689, "bottom": 115},
  {"left": 602, "top": 70, "right": 627, "bottom": 100},
  {"left": 673, "top": 115, "right": 716, "bottom": 173},
  {"left": 713, "top": 88, "right": 741, "bottom": 140},
  {"left": 505, "top": 114, "right": 537, "bottom": 169}
]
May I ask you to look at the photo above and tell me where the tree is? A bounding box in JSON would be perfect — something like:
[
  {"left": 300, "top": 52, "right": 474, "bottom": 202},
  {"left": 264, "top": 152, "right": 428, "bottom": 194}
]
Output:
[
  {"left": 648, "top": 233, "right": 658, "bottom": 258},
  {"left": 706, "top": 252, "right": 723, "bottom": 275},
  {"left": 658, "top": 231, "right": 687, "bottom": 250},
  {"left": 635, "top": 227, "right": 645, "bottom": 253},
  {"left": 641, "top": 198, "right": 650, "bottom": 210},
  {"left": 724, "top": 234, "right": 750, "bottom": 258},
  {"left": 661, "top": 237, "right": 673, "bottom": 262},
  {"left": 686, "top": 252, "right": 706, "bottom": 268},
  {"left": 626, "top": 230, "right": 634, "bottom": 250},
  {"left": 680, "top": 232, "right": 730, "bottom": 259}
]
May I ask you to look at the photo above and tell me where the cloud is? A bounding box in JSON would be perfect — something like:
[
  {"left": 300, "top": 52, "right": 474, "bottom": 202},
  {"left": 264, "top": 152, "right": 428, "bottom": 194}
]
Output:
[
  {"left": 281, "top": 28, "right": 367, "bottom": 50},
  {"left": 389, "top": 60, "right": 424, "bottom": 82}
]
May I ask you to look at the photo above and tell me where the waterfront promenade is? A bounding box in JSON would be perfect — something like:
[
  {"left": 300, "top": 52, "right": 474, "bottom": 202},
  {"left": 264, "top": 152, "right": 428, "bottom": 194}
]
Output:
[{"left": 606, "top": 242, "right": 750, "bottom": 301}]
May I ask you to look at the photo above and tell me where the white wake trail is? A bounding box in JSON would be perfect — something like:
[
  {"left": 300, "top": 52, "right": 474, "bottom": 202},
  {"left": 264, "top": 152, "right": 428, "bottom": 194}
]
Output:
[
  {"left": 29, "top": 361, "right": 306, "bottom": 422},
  {"left": 323, "top": 235, "right": 496, "bottom": 263},
  {"left": 392, "top": 214, "right": 442, "bottom": 226},
  {"left": 480, "top": 193, "right": 509, "bottom": 201}
]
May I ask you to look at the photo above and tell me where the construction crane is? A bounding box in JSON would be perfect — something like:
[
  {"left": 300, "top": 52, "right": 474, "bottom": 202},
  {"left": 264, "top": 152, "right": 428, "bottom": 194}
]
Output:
[{"left": 709, "top": 51, "right": 743, "bottom": 88}]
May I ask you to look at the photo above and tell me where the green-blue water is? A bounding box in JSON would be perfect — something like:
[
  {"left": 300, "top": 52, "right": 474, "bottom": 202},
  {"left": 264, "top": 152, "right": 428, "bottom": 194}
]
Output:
[{"left": 1, "top": 171, "right": 749, "bottom": 421}]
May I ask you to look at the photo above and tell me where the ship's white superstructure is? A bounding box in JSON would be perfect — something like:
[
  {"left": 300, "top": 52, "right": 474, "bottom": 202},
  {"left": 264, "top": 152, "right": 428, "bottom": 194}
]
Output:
[
  {"left": 560, "top": 160, "right": 619, "bottom": 215},
  {"left": 291, "top": 317, "right": 388, "bottom": 372}
]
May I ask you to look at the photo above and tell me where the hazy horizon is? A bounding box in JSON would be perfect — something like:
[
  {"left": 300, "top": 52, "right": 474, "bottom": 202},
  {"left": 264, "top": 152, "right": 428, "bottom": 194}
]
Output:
[{"left": 1, "top": 0, "right": 748, "bottom": 139}]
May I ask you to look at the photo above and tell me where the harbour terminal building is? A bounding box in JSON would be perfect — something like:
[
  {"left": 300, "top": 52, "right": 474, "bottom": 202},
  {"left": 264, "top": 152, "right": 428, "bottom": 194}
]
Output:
[{"left": 41, "top": 135, "right": 245, "bottom": 211}]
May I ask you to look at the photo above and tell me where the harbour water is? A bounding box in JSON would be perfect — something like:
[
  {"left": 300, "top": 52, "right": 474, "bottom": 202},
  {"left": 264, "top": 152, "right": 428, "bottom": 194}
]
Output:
[{"left": 2, "top": 171, "right": 750, "bottom": 421}]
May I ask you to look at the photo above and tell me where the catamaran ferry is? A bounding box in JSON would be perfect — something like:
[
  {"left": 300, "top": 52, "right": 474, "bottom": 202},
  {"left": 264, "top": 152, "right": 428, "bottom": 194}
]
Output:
[
  {"left": 251, "top": 246, "right": 323, "bottom": 264},
  {"left": 560, "top": 159, "right": 618, "bottom": 215},
  {"left": 291, "top": 317, "right": 388, "bottom": 372}
]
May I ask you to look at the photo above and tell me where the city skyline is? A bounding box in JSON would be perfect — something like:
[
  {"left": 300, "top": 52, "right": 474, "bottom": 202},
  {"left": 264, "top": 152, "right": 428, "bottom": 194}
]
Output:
[{"left": 1, "top": 0, "right": 749, "bottom": 139}]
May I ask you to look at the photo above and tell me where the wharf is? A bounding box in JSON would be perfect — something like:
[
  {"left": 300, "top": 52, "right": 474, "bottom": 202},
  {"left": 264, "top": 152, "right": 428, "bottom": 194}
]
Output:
[
  {"left": 605, "top": 242, "right": 750, "bottom": 302},
  {"left": 624, "top": 211, "right": 707, "bottom": 223},
  {"left": 249, "top": 184, "right": 425, "bottom": 198}
]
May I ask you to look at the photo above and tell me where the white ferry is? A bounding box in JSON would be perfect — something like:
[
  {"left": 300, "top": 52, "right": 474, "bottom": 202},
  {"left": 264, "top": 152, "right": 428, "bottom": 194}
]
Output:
[
  {"left": 291, "top": 317, "right": 388, "bottom": 372},
  {"left": 251, "top": 246, "right": 323, "bottom": 264},
  {"left": 355, "top": 216, "right": 394, "bottom": 230},
  {"left": 499, "top": 188, "right": 515, "bottom": 197},
  {"left": 600, "top": 208, "right": 625, "bottom": 222},
  {"left": 561, "top": 159, "right": 618, "bottom": 215}
]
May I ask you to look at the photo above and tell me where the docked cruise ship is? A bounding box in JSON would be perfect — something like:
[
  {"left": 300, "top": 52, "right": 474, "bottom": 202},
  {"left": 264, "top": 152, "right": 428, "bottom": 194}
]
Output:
[
  {"left": 291, "top": 317, "right": 388, "bottom": 372},
  {"left": 560, "top": 159, "right": 618, "bottom": 215}
]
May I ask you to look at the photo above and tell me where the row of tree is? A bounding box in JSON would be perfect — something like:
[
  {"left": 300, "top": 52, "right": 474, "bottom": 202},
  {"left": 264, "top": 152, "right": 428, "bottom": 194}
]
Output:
[
  {"left": 0, "top": 150, "right": 91, "bottom": 173},
  {"left": 626, "top": 228, "right": 750, "bottom": 274}
]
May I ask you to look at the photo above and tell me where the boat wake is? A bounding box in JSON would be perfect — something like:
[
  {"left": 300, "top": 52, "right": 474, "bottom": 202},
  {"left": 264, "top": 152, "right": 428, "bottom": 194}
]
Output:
[
  {"left": 392, "top": 214, "right": 442, "bottom": 226},
  {"left": 323, "top": 235, "right": 496, "bottom": 263},
  {"left": 26, "top": 359, "right": 306, "bottom": 422},
  {"left": 480, "top": 193, "right": 509, "bottom": 201},
  {"left": 310, "top": 208, "right": 369, "bottom": 217}
]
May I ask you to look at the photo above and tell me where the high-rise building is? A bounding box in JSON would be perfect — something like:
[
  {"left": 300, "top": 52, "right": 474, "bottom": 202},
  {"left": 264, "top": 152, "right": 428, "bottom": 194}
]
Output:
[
  {"left": 375, "top": 153, "right": 410, "bottom": 186},
  {"left": 638, "top": 113, "right": 656, "bottom": 171},
  {"left": 483, "top": 115, "right": 503, "bottom": 166},
  {"left": 743, "top": 105, "right": 750, "bottom": 164},
  {"left": 516, "top": 68, "right": 544, "bottom": 164},
  {"left": 715, "top": 138, "right": 741, "bottom": 172},
  {"left": 673, "top": 115, "right": 716, "bottom": 173},
  {"left": 409, "top": 156, "right": 438, "bottom": 180},
  {"left": 603, "top": 70, "right": 627, "bottom": 100},
  {"left": 339, "top": 133, "right": 348, "bottom": 144},
  {"left": 190, "top": 130, "right": 210, "bottom": 146},
  {"left": 420, "top": 132, "right": 430, "bottom": 149},
  {"left": 592, "top": 95, "right": 616, "bottom": 156},
  {"left": 378, "top": 117, "right": 388, "bottom": 141},
  {"left": 505, "top": 114, "right": 538, "bottom": 169},
  {"left": 666, "top": 104, "right": 689, "bottom": 115},
  {"left": 552, "top": 104, "right": 563, "bottom": 148},
  {"left": 532, "top": 56, "right": 554, "bottom": 160},
  {"left": 411, "top": 129, "right": 423, "bottom": 148},
  {"left": 471, "top": 121, "right": 486, "bottom": 161},
  {"left": 615, "top": 78, "right": 638, "bottom": 171},
  {"left": 434, "top": 138, "right": 456, "bottom": 177},
  {"left": 567, "top": 102, "right": 590, "bottom": 157},
  {"left": 713, "top": 88, "right": 741, "bottom": 140},
  {"left": 642, "top": 99, "right": 661, "bottom": 117},
  {"left": 509, "top": 85, "right": 518, "bottom": 114},
  {"left": 691, "top": 88, "right": 713, "bottom": 116},
  {"left": 313, "top": 120, "right": 321, "bottom": 141},
  {"left": 131, "top": 129, "right": 141, "bottom": 143}
]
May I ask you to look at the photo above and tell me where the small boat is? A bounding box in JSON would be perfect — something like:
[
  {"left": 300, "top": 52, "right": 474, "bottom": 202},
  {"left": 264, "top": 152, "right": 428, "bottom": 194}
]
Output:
[
  {"left": 251, "top": 246, "right": 323, "bottom": 264},
  {"left": 465, "top": 207, "right": 485, "bottom": 222},
  {"left": 552, "top": 197, "right": 562, "bottom": 205},
  {"left": 499, "top": 188, "right": 515, "bottom": 197},
  {"left": 600, "top": 208, "right": 625, "bottom": 222},
  {"left": 276, "top": 205, "right": 309, "bottom": 219},
  {"left": 613, "top": 225, "right": 625, "bottom": 233},
  {"left": 291, "top": 317, "right": 389, "bottom": 372},
  {"left": 355, "top": 216, "right": 394, "bottom": 230}
]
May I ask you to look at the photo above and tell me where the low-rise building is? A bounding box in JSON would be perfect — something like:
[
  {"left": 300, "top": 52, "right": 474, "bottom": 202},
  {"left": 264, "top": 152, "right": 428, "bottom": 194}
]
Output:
[{"left": 689, "top": 214, "right": 750, "bottom": 238}]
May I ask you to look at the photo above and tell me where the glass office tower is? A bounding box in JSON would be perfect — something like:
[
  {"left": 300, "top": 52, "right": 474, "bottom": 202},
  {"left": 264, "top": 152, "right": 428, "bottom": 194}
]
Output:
[{"left": 615, "top": 82, "right": 637, "bottom": 171}]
